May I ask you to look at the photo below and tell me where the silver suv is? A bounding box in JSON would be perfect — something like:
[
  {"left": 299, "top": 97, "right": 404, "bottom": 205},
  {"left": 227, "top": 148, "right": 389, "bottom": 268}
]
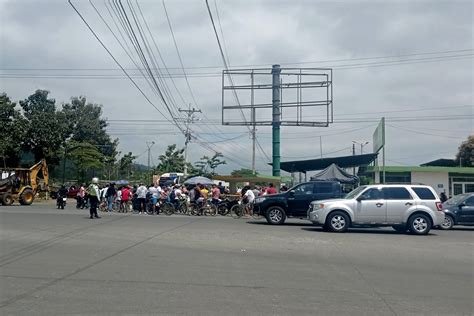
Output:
[{"left": 307, "top": 184, "right": 444, "bottom": 235}]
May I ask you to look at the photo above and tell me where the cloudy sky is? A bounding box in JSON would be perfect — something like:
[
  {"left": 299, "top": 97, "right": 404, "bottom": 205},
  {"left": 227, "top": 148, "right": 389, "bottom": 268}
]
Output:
[{"left": 1, "top": 0, "right": 472, "bottom": 175}]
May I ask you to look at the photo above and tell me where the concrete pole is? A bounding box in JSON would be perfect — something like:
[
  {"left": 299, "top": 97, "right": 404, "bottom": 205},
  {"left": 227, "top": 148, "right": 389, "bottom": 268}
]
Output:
[
  {"left": 179, "top": 106, "right": 201, "bottom": 178},
  {"left": 146, "top": 141, "right": 155, "bottom": 183},
  {"left": 272, "top": 64, "right": 281, "bottom": 177},
  {"left": 183, "top": 130, "right": 190, "bottom": 178}
]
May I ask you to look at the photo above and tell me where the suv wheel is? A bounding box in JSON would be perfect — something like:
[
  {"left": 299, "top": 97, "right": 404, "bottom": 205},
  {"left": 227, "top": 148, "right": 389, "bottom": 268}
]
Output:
[
  {"left": 439, "top": 215, "right": 454, "bottom": 230},
  {"left": 265, "top": 206, "right": 286, "bottom": 225},
  {"left": 408, "top": 213, "right": 432, "bottom": 235},
  {"left": 326, "top": 211, "right": 349, "bottom": 233}
]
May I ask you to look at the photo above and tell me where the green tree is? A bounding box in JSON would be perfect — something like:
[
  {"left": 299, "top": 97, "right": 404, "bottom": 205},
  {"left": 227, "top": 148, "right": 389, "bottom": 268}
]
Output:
[
  {"left": 0, "top": 93, "right": 27, "bottom": 167},
  {"left": 62, "top": 96, "right": 119, "bottom": 158},
  {"left": 194, "top": 152, "right": 226, "bottom": 176},
  {"left": 456, "top": 135, "right": 474, "bottom": 167},
  {"left": 67, "top": 141, "right": 105, "bottom": 182},
  {"left": 19, "top": 90, "right": 70, "bottom": 164},
  {"left": 156, "top": 144, "right": 186, "bottom": 173},
  {"left": 119, "top": 152, "right": 137, "bottom": 178}
]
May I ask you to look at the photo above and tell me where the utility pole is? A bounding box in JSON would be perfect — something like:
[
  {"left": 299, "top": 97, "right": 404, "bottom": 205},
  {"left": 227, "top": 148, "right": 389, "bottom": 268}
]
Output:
[
  {"left": 179, "top": 106, "right": 201, "bottom": 178},
  {"left": 352, "top": 143, "right": 356, "bottom": 176},
  {"left": 272, "top": 64, "right": 281, "bottom": 177}
]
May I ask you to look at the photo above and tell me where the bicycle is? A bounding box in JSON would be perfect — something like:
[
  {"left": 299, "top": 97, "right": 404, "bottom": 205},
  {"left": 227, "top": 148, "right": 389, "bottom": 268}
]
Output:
[
  {"left": 119, "top": 200, "right": 131, "bottom": 213},
  {"left": 189, "top": 200, "right": 217, "bottom": 216},
  {"left": 99, "top": 199, "right": 107, "bottom": 212},
  {"left": 231, "top": 201, "right": 257, "bottom": 219},
  {"left": 217, "top": 198, "right": 238, "bottom": 216},
  {"left": 160, "top": 201, "right": 175, "bottom": 216}
]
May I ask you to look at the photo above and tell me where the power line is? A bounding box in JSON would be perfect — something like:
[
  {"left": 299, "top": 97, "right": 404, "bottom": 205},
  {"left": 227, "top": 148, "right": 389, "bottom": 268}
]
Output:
[
  {"left": 3, "top": 48, "right": 472, "bottom": 71},
  {"left": 282, "top": 146, "right": 352, "bottom": 159},
  {"left": 68, "top": 0, "right": 173, "bottom": 125},
  {"left": 134, "top": 0, "right": 188, "bottom": 107},
  {"left": 100, "top": 114, "right": 474, "bottom": 124},
  {"left": 162, "top": 0, "right": 200, "bottom": 109},
  {"left": 386, "top": 123, "right": 465, "bottom": 139},
  {"left": 2, "top": 53, "right": 471, "bottom": 80}
]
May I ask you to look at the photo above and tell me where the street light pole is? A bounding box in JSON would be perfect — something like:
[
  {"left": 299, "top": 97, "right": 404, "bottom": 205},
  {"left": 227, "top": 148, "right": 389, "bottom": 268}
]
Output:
[
  {"left": 352, "top": 141, "right": 370, "bottom": 154},
  {"left": 352, "top": 141, "right": 369, "bottom": 176}
]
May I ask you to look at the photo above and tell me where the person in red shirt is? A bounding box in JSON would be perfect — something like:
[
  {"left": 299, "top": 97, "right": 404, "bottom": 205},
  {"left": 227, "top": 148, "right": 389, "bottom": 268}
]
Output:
[
  {"left": 120, "top": 186, "right": 131, "bottom": 213},
  {"left": 211, "top": 184, "right": 221, "bottom": 206},
  {"left": 266, "top": 183, "right": 278, "bottom": 195}
]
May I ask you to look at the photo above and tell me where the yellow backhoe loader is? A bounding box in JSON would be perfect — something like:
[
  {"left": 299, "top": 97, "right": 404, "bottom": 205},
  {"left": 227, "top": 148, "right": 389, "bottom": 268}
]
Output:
[{"left": 0, "top": 159, "right": 49, "bottom": 206}]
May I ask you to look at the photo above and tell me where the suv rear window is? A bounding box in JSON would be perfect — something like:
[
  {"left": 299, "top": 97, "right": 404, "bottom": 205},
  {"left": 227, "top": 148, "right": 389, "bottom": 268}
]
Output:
[
  {"left": 412, "top": 187, "right": 436, "bottom": 200},
  {"left": 382, "top": 187, "right": 412, "bottom": 200},
  {"left": 314, "top": 182, "right": 335, "bottom": 193}
]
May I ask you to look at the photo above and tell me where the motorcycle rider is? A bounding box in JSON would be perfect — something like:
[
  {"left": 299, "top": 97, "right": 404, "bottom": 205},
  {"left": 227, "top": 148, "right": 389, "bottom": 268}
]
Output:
[
  {"left": 87, "top": 177, "right": 101, "bottom": 219},
  {"left": 57, "top": 185, "right": 68, "bottom": 209}
]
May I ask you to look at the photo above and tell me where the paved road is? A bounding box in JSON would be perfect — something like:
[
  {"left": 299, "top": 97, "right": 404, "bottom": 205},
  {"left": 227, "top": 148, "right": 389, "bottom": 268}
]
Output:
[{"left": 0, "top": 202, "right": 473, "bottom": 315}]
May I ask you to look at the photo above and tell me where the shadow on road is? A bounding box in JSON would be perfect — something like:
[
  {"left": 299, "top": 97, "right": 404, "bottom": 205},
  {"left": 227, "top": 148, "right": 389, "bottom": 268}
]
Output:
[
  {"left": 450, "top": 227, "right": 474, "bottom": 231},
  {"left": 245, "top": 220, "right": 314, "bottom": 227},
  {"left": 300, "top": 227, "right": 441, "bottom": 236}
]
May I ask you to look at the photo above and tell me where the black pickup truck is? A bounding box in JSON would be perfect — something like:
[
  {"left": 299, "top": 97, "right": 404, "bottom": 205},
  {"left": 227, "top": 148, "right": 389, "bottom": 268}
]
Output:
[{"left": 254, "top": 181, "right": 343, "bottom": 225}]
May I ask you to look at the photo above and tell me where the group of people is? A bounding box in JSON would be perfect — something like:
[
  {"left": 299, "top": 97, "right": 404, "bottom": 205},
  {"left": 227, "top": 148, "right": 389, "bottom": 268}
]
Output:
[{"left": 62, "top": 178, "right": 283, "bottom": 219}]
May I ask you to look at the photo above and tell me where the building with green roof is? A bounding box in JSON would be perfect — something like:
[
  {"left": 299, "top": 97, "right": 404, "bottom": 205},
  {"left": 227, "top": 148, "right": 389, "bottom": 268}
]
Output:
[{"left": 366, "top": 165, "right": 474, "bottom": 197}]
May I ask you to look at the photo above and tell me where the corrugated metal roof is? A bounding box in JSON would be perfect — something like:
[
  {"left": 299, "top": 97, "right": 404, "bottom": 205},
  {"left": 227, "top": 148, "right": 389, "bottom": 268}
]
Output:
[
  {"left": 276, "top": 153, "right": 378, "bottom": 173},
  {"left": 368, "top": 166, "right": 474, "bottom": 174}
]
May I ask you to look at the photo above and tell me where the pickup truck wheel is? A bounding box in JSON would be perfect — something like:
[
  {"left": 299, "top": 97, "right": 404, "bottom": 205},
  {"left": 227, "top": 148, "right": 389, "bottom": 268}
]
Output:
[
  {"left": 265, "top": 206, "right": 286, "bottom": 225},
  {"left": 408, "top": 213, "right": 432, "bottom": 235},
  {"left": 325, "top": 211, "right": 349, "bottom": 233},
  {"left": 439, "top": 215, "right": 454, "bottom": 230}
]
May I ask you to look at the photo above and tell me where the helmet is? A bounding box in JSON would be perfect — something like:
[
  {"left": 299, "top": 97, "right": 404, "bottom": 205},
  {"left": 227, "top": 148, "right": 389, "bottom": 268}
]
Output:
[{"left": 92, "top": 177, "right": 99, "bottom": 184}]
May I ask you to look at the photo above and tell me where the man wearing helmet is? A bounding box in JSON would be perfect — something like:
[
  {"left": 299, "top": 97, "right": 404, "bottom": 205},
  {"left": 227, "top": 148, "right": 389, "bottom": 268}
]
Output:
[{"left": 87, "top": 177, "right": 101, "bottom": 219}]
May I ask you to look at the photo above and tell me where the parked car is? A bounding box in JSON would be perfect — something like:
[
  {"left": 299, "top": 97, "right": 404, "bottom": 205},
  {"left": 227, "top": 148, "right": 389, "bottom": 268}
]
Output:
[
  {"left": 439, "top": 193, "right": 474, "bottom": 230},
  {"left": 307, "top": 184, "right": 445, "bottom": 235},
  {"left": 253, "top": 181, "right": 343, "bottom": 225},
  {"left": 67, "top": 186, "right": 80, "bottom": 198}
]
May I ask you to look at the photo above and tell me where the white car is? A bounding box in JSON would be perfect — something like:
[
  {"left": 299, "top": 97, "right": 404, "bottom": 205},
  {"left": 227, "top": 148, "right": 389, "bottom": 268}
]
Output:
[{"left": 308, "top": 184, "right": 445, "bottom": 235}]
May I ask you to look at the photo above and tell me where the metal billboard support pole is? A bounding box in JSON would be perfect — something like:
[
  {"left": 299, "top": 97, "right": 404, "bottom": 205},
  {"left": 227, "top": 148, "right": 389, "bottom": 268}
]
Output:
[
  {"left": 251, "top": 71, "right": 256, "bottom": 175},
  {"left": 272, "top": 64, "right": 281, "bottom": 177},
  {"left": 382, "top": 117, "right": 386, "bottom": 184}
]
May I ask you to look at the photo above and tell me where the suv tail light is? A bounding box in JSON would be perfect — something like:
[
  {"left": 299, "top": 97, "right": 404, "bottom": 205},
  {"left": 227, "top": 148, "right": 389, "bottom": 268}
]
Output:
[{"left": 436, "top": 202, "right": 443, "bottom": 211}]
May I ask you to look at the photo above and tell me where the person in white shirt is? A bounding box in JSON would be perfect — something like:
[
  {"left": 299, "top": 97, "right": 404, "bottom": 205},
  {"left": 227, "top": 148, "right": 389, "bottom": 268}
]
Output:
[
  {"left": 173, "top": 186, "right": 182, "bottom": 200},
  {"left": 136, "top": 183, "right": 148, "bottom": 214},
  {"left": 148, "top": 184, "right": 159, "bottom": 213},
  {"left": 242, "top": 186, "right": 255, "bottom": 217}
]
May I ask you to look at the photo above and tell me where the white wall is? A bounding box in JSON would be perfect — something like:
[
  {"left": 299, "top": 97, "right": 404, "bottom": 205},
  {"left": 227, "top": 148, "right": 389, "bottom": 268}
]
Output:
[{"left": 411, "top": 172, "right": 449, "bottom": 195}]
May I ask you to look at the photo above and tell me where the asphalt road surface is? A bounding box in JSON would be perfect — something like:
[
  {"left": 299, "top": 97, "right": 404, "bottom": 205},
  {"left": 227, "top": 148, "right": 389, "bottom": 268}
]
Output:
[{"left": 1, "top": 202, "right": 473, "bottom": 315}]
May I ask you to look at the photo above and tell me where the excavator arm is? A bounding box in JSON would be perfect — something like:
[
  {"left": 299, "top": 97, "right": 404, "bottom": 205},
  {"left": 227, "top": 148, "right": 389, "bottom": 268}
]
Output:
[{"left": 29, "top": 159, "right": 49, "bottom": 193}]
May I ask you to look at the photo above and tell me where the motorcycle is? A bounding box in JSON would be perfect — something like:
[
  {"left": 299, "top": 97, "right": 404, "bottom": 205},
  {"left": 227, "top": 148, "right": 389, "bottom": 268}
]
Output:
[
  {"left": 217, "top": 198, "right": 239, "bottom": 216},
  {"left": 57, "top": 195, "right": 67, "bottom": 209}
]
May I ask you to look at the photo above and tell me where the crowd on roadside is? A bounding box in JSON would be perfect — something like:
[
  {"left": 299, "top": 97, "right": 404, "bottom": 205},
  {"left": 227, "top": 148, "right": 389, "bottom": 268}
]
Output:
[{"left": 65, "top": 178, "right": 287, "bottom": 219}]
